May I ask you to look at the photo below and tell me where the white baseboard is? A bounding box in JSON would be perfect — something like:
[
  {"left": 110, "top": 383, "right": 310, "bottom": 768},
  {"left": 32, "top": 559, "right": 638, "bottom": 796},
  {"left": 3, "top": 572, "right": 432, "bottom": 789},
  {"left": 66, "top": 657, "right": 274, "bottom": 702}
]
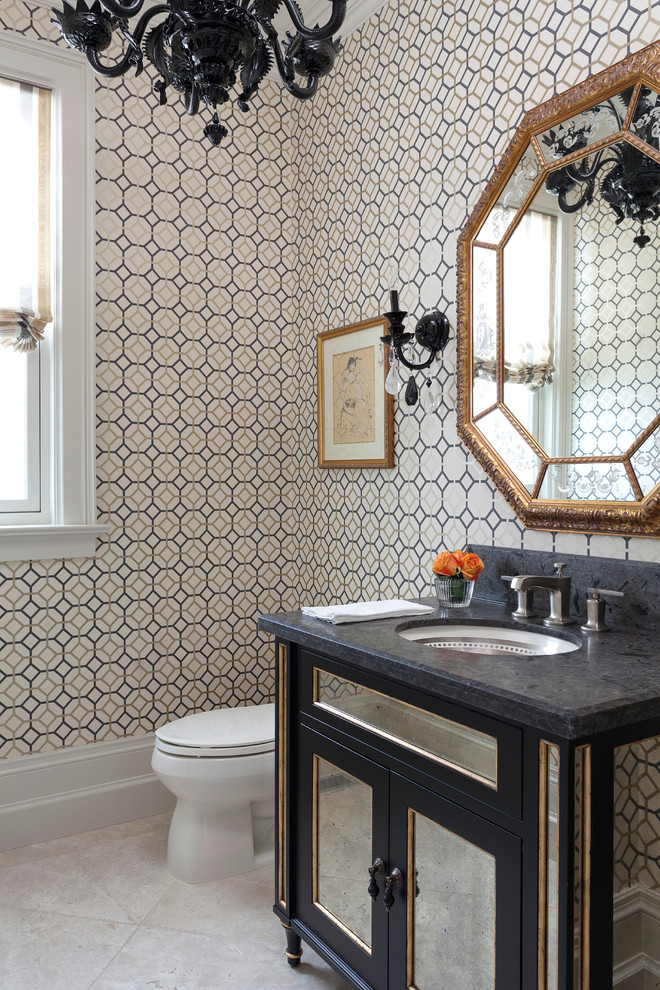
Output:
[
  {"left": 0, "top": 735, "right": 175, "bottom": 851},
  {"left": 613, "top": 884, "right": 660, "bottom": 987}
]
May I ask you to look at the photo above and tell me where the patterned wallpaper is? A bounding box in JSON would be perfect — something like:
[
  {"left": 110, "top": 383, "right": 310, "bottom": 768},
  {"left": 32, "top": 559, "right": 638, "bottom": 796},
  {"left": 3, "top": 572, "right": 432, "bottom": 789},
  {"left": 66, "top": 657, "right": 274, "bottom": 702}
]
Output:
[
  {"left": 291, "top": 0, "right": 660, "bottom": 619},
  {"left": 3, "top": 0, "right": 660, "bottom": 761},
  {"left": 0, "top": 0, "right": 299, "bottom": 757},
  {"left": 614, "top": 737, "right": 660, "bottom": 892}
]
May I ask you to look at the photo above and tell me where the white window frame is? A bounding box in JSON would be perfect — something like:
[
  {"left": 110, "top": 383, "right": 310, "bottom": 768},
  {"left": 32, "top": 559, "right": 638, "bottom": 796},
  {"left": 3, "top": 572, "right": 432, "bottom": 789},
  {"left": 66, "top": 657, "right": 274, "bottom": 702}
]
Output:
[
  {"left": 529, "top": 188, "right": 574, "bottom": 463},
  {"left": 0, "top": 31, "right": 109, "bottom": 562}
]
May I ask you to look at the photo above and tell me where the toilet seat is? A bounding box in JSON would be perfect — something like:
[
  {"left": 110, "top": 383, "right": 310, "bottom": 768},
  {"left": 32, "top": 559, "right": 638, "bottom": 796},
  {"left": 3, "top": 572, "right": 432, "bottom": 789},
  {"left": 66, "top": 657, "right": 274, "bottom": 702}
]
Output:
[{"left": 155, "top": 703, "right": 275, "bottom": 758}]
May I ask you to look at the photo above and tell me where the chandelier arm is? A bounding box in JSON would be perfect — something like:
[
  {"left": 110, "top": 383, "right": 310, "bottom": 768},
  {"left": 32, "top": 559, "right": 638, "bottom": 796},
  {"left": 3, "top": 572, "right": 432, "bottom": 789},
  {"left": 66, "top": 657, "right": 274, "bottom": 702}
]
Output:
[
  {"left": 84, "top": 5, "right": 170, "bottom": 79},
  {"left": 564, "top": 151, "right": 609, "bottom": 182},
  {"left": 282, "top": 73, "right": 319, "bottom": 99},
  {"left": 86, "top": 46, "right": 139, "bottom": 77},
  {"left": 185, "top": 84, "right": 200, "bottom": 115},
  {"left": 261, "top": 19, "right": 294, "bottom": 81},
  {"left": 261, "top": 18, "right": 320, "bottom": 98},
  {"left": 556, "top": 184, "right": 593, "bottom": 214},
  {"left": 564, "top": 153, "right": 621, "bottom": 188},
  {"left": 605, "top": 96, "right": 626, "bottom": 130},
  {"left": 98, "top": 0, "right": 145, "bottom": 19},
  {"left": 553, "top": 151, "right": 622, "bottom": 213},
  {"left": 279, "top": 0, "right": 346, "bottom": 40},
  {"left": 126, "top": 4, "right": 171, "bottom": 45}
]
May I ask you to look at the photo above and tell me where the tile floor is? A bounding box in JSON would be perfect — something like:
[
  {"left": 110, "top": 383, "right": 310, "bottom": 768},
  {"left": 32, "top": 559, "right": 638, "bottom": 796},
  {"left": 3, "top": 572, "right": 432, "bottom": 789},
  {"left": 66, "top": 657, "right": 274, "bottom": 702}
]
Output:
[{"left": 0, "top": 813, "right": 349, "bottom": 990}]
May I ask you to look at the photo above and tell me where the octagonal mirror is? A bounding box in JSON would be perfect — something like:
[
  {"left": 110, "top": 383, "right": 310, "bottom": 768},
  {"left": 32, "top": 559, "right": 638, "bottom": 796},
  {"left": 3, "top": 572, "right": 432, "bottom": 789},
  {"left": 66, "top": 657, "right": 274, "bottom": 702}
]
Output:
[{"left": 457, "top": 43, "right": 660, "bottom": 536}]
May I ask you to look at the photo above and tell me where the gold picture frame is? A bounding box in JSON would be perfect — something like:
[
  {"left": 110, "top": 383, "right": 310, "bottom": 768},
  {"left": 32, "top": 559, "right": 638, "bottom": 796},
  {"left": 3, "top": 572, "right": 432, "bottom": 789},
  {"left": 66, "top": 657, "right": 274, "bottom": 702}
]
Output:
[{"left": 317, "top": 317, "right": 394, "bottom": 469}]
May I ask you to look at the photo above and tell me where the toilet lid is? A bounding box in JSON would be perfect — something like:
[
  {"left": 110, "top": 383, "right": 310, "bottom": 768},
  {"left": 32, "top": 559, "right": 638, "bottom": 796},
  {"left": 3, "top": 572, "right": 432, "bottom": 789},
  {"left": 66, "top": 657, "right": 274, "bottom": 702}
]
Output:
[{"left": 155, "top": 703, "right": 275, "bottom": 756}]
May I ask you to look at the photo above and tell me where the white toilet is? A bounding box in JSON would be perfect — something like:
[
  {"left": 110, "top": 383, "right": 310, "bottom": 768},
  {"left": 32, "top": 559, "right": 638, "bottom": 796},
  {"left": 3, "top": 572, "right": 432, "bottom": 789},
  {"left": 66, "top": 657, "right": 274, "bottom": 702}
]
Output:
[{"left": 151, "top": 703, "right": 275, "bottom": 883}]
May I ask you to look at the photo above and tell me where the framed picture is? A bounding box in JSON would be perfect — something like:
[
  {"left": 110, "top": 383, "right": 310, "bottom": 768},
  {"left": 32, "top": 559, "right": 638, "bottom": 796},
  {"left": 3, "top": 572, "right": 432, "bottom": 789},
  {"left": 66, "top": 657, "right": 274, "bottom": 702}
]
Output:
[{"left": 317, "top": 317, "right": 394, "bottom": 468}]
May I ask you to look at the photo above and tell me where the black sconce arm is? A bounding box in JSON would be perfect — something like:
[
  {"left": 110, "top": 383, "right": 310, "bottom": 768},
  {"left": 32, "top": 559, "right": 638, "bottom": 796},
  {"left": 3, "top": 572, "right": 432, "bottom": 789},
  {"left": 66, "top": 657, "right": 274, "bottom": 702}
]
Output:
[
  {"left": 381, "top": 307, "right": 450, "bottom": 370},
  {"left": 378, "top": 289, "right": 450, "bottom": 408}
]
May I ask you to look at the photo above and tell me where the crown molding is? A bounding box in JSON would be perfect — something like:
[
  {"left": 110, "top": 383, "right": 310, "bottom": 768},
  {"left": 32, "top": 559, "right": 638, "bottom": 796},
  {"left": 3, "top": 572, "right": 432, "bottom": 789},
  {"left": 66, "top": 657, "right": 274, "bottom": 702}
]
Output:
[{"left": 297, "top": 0, "right": 387, "bottom": 37}]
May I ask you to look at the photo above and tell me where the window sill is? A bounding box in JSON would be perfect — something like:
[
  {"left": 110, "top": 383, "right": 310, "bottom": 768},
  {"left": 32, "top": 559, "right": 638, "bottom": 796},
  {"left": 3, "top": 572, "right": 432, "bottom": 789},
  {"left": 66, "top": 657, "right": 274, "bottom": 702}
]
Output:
[{"left": 0, "top": 524, "right": 111, "bottom": 563}]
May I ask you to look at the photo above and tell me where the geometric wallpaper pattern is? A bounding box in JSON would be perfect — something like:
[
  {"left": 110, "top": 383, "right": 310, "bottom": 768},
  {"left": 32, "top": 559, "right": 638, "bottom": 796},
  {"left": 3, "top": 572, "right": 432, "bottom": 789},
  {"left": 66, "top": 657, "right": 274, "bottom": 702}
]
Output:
[
  {"left": 0, "top": 0, "right": 298, "bottom": 757},
  {"left": 3, "top": 0, "right": 660, "bottom": 760},
  {"left": 614, "top": 737, "right": 660, "bottom": 892}
]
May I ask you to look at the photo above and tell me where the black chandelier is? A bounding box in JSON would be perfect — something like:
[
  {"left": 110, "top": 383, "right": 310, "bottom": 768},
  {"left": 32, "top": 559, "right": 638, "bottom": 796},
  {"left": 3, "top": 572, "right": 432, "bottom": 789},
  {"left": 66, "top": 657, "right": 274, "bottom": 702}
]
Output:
[
  {"left": 52, "top": 0, "right": 346, "bottom": 147},
  {"left": 543, "top": 91, "right": 660, "bottom": 248}
]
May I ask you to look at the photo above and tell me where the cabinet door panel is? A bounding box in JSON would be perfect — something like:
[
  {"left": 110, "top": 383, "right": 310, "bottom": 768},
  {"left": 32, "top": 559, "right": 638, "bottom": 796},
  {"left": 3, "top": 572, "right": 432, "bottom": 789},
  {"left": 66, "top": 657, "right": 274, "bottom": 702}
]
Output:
[
  {"left": 297, "top": 725, "right": 390, "bottom": 987},
  {"left": 389, "top": 775, "right": 522, "bottom": 990},
  {"left": 316, "top": 755, "right": 374, "bottom": 948}
]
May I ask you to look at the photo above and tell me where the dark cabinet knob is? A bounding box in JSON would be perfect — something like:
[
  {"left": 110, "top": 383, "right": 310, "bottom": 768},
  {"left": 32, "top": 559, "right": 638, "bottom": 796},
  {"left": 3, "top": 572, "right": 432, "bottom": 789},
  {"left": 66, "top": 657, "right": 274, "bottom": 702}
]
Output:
[
  {"left": 367, "top": 857, "right": 385, "bottom": 901},
  {"left": 383, "top": 867, "right": 403, "bottom": 912}
]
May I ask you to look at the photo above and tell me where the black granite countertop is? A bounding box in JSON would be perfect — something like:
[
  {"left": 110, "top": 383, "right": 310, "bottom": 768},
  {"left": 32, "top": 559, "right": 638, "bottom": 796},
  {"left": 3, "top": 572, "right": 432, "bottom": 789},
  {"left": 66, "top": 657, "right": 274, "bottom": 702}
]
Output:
[{"left": 258, "top": 599, "right": 660, "bottom": 739}]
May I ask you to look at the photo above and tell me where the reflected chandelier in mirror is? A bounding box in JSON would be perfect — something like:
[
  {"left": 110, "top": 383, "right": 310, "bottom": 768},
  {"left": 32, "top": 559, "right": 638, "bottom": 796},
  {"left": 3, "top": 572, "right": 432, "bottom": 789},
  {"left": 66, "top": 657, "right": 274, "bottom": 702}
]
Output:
[{"left": 457, "top": 42, "right": 660, "bottom": 537}]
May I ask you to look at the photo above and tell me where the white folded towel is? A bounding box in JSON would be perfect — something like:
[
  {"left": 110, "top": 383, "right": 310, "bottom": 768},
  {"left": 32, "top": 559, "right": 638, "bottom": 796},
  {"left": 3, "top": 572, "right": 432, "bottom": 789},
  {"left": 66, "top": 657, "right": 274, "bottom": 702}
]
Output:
[{"left": 301, "top": 599, "right": 435, "bottom": 625}]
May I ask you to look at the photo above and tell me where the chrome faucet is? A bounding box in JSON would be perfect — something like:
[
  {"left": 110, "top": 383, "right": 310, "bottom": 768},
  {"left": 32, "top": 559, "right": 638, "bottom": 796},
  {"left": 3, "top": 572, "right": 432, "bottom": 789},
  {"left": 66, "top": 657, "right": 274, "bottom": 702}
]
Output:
[{"left": 503, "top": 562, "right": 576, "bottom": 627}]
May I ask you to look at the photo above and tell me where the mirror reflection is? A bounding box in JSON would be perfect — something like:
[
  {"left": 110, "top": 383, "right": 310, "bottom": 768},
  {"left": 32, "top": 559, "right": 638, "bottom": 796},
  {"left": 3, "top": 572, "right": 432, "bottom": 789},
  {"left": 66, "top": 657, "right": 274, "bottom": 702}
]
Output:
[
  {"left": 459, "top": 54, "right": 660, "bottom": 533},
  {"left": 472, "top": 132, "right": 660, "bottom": 501}
]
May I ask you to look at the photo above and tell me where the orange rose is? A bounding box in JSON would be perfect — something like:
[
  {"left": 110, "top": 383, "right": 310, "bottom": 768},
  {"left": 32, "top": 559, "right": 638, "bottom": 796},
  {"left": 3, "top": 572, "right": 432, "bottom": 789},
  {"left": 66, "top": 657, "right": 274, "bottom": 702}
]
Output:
[
  {"left": 461, "top": 552, "right": 485, "bottom": 581},
  {"left": 432, "top": 550, "right": 463, "bottom": 576}
]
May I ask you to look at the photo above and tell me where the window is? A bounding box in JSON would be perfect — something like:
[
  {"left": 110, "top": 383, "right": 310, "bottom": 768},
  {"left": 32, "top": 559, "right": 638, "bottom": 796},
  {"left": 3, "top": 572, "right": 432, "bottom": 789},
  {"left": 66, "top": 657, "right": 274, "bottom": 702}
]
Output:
[
  {"left": 0, "top": 74, "right": 50, "bottom": 515},
  {"left": 0, "top": 32, "right": 107, "bottom": 562}
]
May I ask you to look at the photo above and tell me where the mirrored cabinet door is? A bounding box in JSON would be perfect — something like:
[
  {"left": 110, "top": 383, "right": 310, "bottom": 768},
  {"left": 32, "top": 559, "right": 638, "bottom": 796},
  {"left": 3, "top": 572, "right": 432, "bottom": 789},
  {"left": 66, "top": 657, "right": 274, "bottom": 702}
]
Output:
[
  {"left": 295, "top": 726, "right": 521, "bottom": 989},
  {"left": 296, "top": 726, "right": 390, "bottom": 988},
  {"left": 388, "top": 775, "right": 522, "bottom": 990}
]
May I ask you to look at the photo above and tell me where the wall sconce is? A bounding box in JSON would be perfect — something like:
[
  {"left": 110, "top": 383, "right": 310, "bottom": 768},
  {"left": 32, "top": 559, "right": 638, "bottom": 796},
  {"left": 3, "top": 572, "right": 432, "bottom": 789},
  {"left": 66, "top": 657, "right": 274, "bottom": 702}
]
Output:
[{"left": 381, "top": 288, "right": 450, "bottom": 411}]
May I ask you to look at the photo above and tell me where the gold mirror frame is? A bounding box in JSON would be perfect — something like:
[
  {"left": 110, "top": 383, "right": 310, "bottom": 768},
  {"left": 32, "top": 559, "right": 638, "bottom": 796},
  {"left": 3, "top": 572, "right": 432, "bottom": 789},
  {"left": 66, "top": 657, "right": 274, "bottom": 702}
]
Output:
[{"left": 457, "top": 42, "right": 660, "bottom": 537}]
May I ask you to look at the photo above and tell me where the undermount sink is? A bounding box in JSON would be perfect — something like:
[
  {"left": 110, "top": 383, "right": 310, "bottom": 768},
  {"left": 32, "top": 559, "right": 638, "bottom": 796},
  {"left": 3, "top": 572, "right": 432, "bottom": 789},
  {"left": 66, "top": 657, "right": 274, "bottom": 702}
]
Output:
[{"left": 397, "top": 623, "right": 581, "bottom": 657}]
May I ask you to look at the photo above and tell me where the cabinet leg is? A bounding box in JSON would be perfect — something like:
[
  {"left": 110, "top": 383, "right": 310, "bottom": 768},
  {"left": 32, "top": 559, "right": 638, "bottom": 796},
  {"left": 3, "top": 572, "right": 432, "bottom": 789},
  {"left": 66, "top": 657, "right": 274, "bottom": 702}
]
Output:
[{"left": 282, "top": 922, "right": 303, "bottom": 967}]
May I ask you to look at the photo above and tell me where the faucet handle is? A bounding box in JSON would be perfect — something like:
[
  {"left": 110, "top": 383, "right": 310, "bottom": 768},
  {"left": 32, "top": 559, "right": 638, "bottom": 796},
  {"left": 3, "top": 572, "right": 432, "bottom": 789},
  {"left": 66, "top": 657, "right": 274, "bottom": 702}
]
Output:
[
  {"left": 580, "top": 587, "right": 624, "bottom": 633},
  {"left": 587, "top": 587, "right": 624, "bottom": 600},
  {"left": 553, "top": 562, "right": 568, "bottom": 576}
]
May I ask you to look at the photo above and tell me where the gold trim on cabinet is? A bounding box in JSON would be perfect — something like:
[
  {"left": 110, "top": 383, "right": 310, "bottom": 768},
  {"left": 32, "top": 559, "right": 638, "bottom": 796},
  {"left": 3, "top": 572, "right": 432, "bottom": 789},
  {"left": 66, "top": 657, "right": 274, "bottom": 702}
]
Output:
[
  {"left": 314, "top": 671, "right": 498, "bottom": 789},
  {"left": 407, "top": 809, "right": 415, "bottom": 990},
  {"left": 577, "top": 745, "right": 592, "bottom": 990},
  {"left": 538, "top": 741, "right": 560, "bottom": 990},
  {"left": 277, "top": 643, "right": 287, "bottom": 909},
  {"left": 538, "top": 743, "right": 548, "bottom": 990},
  {"left": 312, "top": 754, "right": 319, "bottom": 904},
  {"left": 313, "top": 902, "right": 372, "bottom": 955}
]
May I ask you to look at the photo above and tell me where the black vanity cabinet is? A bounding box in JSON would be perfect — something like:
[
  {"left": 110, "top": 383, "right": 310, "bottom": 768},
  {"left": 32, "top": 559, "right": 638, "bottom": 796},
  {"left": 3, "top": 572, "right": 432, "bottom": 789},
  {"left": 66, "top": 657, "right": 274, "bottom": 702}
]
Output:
[
  {"left": 263, "top": 599, "right": 660, "bottom": 990},
  {"left": 274, "top": 644, "right": 535, "bottom": 989}
]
